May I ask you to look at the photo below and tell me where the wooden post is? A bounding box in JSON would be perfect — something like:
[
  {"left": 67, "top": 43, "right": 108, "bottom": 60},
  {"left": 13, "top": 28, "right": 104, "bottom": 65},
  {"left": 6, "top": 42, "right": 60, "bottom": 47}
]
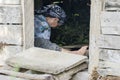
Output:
[
  {"left": 89, "top": 0, "right": 120, "bottom": 79},
  {"left": 21, "top": 0, "right": 34, "bottom": 49},
  {"left": 89, "top": 0, "right": 102, "bottom": 79}
]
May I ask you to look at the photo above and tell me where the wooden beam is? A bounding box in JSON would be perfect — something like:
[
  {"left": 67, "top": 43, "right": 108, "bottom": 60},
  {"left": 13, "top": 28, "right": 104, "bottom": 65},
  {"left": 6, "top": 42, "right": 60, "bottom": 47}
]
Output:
[
  {"left": 21, "top": 0, "right": 34, "bottom": 49},
  {"left": 89, "top": 0, "right": 102, "bottom": 75}
]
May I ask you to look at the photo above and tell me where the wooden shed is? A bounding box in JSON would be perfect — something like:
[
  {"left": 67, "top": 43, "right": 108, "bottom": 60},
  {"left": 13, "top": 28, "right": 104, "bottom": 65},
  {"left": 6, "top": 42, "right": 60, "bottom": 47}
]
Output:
[{"left": 0, "top": 0, "right": 120, "bottom": 80}]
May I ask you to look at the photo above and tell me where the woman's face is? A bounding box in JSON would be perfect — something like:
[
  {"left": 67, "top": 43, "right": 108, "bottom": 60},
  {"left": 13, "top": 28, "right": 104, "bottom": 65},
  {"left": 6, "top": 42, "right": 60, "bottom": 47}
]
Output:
[{"left": 46, "top": 17, "right": 59, "bottom": 28}]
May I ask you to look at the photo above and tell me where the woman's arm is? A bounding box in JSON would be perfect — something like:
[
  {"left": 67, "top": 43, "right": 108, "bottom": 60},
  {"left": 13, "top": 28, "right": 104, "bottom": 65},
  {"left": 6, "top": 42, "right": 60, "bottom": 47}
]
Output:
[
  {"left": 35, "top": 38, "right": 88, "bottom": 55},
  {"left": 61, "top": 46, "right": 88, "bottom": 55}
]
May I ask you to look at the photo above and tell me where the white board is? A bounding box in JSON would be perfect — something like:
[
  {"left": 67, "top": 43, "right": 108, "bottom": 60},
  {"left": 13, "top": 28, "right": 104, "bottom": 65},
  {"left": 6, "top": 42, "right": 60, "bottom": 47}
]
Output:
[
  {"left": 101, "top": 27, "right": 120, "bottom": 35},
  {"left": 0, "top": 0, "right": 20, "bottom": 4},
  {"left": 0, "top": 25, "right": 22, "bottom": 45},
  {"left": 0, "top": 5, "right": 22, "bottom": 23},
  {"left": 99, "top": 49, "right": 120, "bottom": 63},
  {"left": 98, "top": 68, "right": 120, "bottom": 76},
  {"left": 101, "top": 12, "right": 120, "bottom": 26},
  {"left": 99, "top": 61, "right": 120, "bottom": 69},
  {"left": 98, "top": 49, "right": 120, "bottom": 76},
  {"left": 98, "top": 61, "right": 120, "bottom": 76},
  {"left": 97, "top": 35, "right": 120, "bottom": 49},
  {"left": 105, "top": 0, "right": 120, "bottom": 7},
  {"left": 101, "top": 12, "right": 120, "bottom": 35},
  {"left": 6, "top": 47, "right": 88, "bottom": 74}
]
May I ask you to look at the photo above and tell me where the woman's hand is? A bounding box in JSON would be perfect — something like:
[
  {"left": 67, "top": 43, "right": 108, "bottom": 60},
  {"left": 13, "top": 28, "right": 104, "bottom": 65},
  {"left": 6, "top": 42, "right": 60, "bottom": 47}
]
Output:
[
  {"left": 76, "top": 46, "right": 88, "bottom": 55},
  {"left": 61, "top": 46, "right": 88, "bottom": 56}
]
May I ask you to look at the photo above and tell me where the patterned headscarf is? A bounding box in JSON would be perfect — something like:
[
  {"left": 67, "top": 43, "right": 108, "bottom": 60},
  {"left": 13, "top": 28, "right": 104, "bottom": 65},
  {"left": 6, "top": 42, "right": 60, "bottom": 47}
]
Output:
[{"left": 35, "top": 4, "right": 66, "bottom": 26}]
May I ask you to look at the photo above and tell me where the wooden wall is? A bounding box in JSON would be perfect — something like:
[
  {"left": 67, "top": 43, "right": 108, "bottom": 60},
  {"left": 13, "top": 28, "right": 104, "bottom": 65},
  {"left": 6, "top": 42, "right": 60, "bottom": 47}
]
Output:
[
  {"left": 0, "top": 0, "right": 34, "bottom": 66},
  {"left": 89, "top": 0, "right": 120, "bottom": 79}
]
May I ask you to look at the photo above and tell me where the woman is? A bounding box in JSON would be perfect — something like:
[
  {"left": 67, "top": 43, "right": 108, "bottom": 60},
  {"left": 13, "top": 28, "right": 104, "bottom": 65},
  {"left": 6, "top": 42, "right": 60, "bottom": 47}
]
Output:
[{"left": 34, "top": 4, "right": 88, "bottom": 55}]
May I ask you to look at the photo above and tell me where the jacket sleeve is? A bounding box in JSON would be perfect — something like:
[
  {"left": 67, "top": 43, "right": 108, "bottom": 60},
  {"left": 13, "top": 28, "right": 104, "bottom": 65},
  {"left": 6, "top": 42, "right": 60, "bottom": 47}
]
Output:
[{"left": 34, "top": 38, "right": 61, "bottom": 51}]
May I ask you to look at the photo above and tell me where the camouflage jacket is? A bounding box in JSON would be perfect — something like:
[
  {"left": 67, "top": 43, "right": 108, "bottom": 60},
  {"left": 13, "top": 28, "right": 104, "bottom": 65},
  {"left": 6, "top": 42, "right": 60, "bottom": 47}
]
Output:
[{"left": 34, "top": 15, "right": 61, "bottom": 51}]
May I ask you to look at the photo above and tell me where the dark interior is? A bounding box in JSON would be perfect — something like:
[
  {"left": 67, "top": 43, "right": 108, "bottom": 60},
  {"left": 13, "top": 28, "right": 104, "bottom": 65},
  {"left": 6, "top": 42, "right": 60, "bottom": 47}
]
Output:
[{"left": 34, "top": 0, "right": 90, "bottom": 49}]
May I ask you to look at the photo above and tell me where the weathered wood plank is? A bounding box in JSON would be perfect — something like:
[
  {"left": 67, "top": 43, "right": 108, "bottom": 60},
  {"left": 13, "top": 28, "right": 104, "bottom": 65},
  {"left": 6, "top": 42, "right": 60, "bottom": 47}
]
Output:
[
  {"left": 0, "top": 70, "right": 54, "bottom": 80},
  {"left": 105, "top": 0, "right": 120, "bottom": 11},
  {"left": 105, "top": 0, "right": 120, "bottom": 6},
  {"left": 99, "top": 49, "right": 120, "bottom": 63},
  {"left": 0, "top": 5, "right": 22, "bottom": 23},
  {"left": 101, "top": 12, "right": 120, "bottom": 27},
  {"left": 0, "top": 0, "right": 20, "bottom": 4},
  {"left": 21, "top": 0, "right": 34, "bottom": 49},
  {"left": 0, "top": 46, "right": 22, "bottom": 66},
  {"left": 99, "top": 61, "right": 120, "bottom": 69},
  {"left": 0, "top": 75, "right": 26, "bottom": 80},
  {"left": 101, "top": 12, "right": 120, "bottom": 35},
  {"left": 0, "top": 25, "right": 22, "bottom": 45},
  {"left": 99, "top": 76, "right": 120, "bottom": 80},
  {"left": 97, "top": 35, "right": 120, "bottom": 49},
  {"left": 98, "top": 68, "right": 120, "bottom": 77},
  {"left": 6, "top": 47, "right": 88, "bottom": 74},
  {"left": 98, "top": 61, "right": 120, "bottom": 76},
  {"left": 101, "top": 27, "right": 120, "bottom": 35}
]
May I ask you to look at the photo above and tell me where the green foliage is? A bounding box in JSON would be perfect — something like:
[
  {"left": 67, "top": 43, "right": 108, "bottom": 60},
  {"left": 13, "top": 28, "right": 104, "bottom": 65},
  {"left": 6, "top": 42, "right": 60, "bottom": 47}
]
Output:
[
  {"left": 34, "top": 0, "right": 90, "bottom": 46},
  {"left": 51, "top": 16, "right": 89, "bottom": 46},
  {"left": 51, "top": 0, "right": 90, "bottom": 46}
]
